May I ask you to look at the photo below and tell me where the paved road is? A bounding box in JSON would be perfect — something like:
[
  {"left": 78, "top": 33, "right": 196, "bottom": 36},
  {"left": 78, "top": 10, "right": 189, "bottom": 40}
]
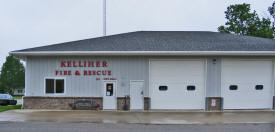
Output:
[{"left": 0, "top": 122, "right": 274, "bottom": 132}]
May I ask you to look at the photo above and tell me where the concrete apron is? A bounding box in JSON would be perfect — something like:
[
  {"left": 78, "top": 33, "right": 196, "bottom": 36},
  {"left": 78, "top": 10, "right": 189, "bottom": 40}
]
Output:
[{"left": 1, "top": 110, "right": 275, "bottom": 125}]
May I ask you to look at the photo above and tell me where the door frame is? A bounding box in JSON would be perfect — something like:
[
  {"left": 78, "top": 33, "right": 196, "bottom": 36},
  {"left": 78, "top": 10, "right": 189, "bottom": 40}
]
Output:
[
  {"left": 130, "top": 80, "right": 144, "bottom": 110},
  {"left": 102, "top": 80, "right": 117, "bottom": 110}
]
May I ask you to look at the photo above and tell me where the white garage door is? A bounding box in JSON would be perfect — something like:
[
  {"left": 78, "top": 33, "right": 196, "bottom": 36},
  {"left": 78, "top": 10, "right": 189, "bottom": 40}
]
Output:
[
  {"left": 150, "top": 60, "right": 205, "bottom": 109},
  {"left": 222, "top": 59, "right": 273, "bottom": 109}
]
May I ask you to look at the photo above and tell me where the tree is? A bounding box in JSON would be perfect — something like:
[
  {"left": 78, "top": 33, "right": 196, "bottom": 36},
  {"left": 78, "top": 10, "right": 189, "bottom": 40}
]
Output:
[
  {"left": 0, "top": 55, "right": 25, "bottom": 94},
  {"left": 268, "top": 1, "right": 275, "bottom": 21},
  {"left": 218, "top": 3, "right": 274, "bottom": 39},
  {"left": 268, "top": 1, "right": 275, "bottom": 36},
  {"left": 0, "top": 80, "right": 4, "bottom": 93}
]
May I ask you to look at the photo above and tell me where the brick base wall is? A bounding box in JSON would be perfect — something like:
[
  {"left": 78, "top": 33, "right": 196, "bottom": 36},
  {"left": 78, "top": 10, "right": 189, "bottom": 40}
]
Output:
[
  {"left": 117, "top": 97, "right": 150, "bottom": 110},
  {"left": 22, "top": 96, "right": 227, "bottom": 111},
  {"left": 23, "top": 96, "right": 103, "bottom": 110},
  {"left": 205, "top": 97, "right": 223, "bottom": 111},
  {"left": 144, "top": 97, "right": 150, "bottom": 110},
  {"left": 117, "top": 97, "right": 130, "bottom": 110}
]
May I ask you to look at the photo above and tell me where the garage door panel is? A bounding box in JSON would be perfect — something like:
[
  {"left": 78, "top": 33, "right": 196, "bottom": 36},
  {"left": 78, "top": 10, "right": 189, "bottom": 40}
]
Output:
[
  {"left": 150, "top": 60, "right": 205, "bottom": 109},
  {"left": 150, "top": 60, "right": 204, "bottom": 82},
  {"left": 222, "top": 61, "right": 272, "bottom": 82},
  {"left": 222, "top": 60, "right": 273, "bottom": 109}
]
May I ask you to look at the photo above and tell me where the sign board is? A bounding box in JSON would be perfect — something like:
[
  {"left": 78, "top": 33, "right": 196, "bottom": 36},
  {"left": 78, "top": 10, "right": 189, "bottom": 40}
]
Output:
[{"left": 55, "top": 60, "right": 116, "bottom": 81}]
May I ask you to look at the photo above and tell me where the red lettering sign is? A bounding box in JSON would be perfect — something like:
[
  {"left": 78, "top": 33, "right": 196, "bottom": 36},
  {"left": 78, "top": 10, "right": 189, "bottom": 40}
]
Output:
[
  {"left": 61, "top": 61, "right": 66, "bottom": 67},
  {"left": 55, "top": 70, "right": 72, "bottom": 76},
  {"left": 73, "top": 61, "right": 77, "bottom": 67},
  {"left": 75, "top": 70, "right": 80, "bottom": 76},
  {"left": 67, "top": 61, "right": 71, "bottom": 67},
  {"left": 60, "top": 60, "right": 108, "bottom": 68},
  {"left": 96, "top": 71, "right": 101, "bottom": 75},
  {"left": 83, "top": 70, "right": 88, "bottom": 76},
  {"left": 102, "top": 61, "right": 107, "bottom": 67},
  {"left": 56, "top": 60, "right": 113, "bottom": 80},
  {"left": 88, "top": 61, "right": 94, "bottom": 67}
]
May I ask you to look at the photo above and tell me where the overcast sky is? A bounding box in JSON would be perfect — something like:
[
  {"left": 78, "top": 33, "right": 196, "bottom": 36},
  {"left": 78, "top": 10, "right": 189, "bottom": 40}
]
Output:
[{"left": 0, "top": 0, "right": 274, "bottom": 68}]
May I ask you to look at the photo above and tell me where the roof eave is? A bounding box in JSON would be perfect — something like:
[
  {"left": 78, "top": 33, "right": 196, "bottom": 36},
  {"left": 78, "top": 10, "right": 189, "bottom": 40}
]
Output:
[{"left": 9, "top": 51, "right": 275, "bottom": 57}]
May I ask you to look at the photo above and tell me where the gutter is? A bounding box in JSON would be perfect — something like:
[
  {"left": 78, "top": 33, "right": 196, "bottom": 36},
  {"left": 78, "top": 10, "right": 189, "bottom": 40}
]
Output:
[{"left": 9, "top": 51, "right": 275, "bottom": 56}]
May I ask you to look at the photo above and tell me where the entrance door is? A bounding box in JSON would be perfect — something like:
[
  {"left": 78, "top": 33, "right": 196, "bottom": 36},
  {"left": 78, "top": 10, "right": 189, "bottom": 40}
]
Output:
[
  {"left": 103, "top": 81, "right": 117, "bottom": 110},
  {"left": 130, "top": 80, "right": 144, "bottom": 110}
]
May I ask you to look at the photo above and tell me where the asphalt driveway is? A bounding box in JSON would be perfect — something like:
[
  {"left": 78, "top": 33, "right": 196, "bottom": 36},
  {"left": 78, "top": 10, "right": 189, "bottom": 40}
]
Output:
[{"left": 1, "top": 110, "right": 275, "bottom": 124}]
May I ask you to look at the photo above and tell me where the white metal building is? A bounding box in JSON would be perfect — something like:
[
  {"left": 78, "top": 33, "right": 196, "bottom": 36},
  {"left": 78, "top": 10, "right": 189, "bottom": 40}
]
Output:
[{"left": 10, "top": 31, "right": 275, "bottom": 110}]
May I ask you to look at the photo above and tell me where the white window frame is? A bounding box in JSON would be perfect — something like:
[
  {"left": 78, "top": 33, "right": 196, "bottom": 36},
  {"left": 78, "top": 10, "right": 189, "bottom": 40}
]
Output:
[{"left": 44, "top": 77, "right": 66, "bottom": 95}]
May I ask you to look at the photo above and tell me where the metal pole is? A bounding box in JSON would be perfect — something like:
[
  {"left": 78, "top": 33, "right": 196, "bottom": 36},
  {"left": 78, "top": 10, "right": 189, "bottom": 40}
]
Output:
[{"left": 103, "top": 0, "right": 106, "bottom": 36}]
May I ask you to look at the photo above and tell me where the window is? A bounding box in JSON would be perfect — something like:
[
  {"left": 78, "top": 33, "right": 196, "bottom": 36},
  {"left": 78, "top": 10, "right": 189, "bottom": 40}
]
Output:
[
  {"left": 106, "top": 83, "right": 114, "bottom": 96},
  {"left": 45, "top": 78, "right": 65, "bottom": 94},
  {"left": 56, "top": 79, "right": 64, "bottom": 93},
  {"left": 255, "top": 85, "right": 264, "bottom": 90},
  {"left": 159, "top": 86, "right": 168, "bottom": 91},
  {"left": 229, "top": 85, "right": 238, "bottom": 90},
  {"left": 46, "top": 79, "right": 54, "bottom": 93},
  {"left": 187, "top": 85, "right": 196, "bottom": 91},
  {"left": 18, "top": 90, "right": 23, "bottom": 93}
]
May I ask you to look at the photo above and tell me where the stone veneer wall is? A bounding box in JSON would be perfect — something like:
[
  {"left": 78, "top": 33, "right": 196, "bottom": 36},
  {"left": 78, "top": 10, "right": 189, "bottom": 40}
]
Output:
[
  {"left": 205, "top": 97, "right": 223, "bottom": 111},
  {"left": 23, "top": 96, "right": 103, "bottom": 110},
  {"left": 117, "top": 97, "right": 130, "bottom": 110},
  {"left": 144, "top": 97, "right": 150, "bottom": 110},
  {"left": 24, "top": 96, "right": 152, "bottom": 110}
]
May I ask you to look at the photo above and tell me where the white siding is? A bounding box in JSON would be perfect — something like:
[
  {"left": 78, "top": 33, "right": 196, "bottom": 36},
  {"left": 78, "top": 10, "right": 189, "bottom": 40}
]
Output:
[
  {"left": 206, "top": 58, "right": 221, "bottom": 97},
  {"left": 25, "top": 56, "right": 275, "bottom": 102},
  {"left": 25, "top": 56, "right": 149, "bottom": 97}
]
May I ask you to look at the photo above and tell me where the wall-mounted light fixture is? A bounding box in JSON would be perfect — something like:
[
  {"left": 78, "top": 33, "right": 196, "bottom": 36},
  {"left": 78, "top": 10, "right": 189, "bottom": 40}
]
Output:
[{"left": 213, "top": 59, "right": 217, "bottom": 64}]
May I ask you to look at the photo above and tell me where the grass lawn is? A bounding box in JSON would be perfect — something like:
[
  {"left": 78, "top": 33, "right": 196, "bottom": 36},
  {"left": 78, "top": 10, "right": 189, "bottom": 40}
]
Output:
[
  {"left": 0, "top": 105, "right": 22, "bottom": 112},
  {"left": 12, "top": 96, "right": 23, "bottom": 100}
]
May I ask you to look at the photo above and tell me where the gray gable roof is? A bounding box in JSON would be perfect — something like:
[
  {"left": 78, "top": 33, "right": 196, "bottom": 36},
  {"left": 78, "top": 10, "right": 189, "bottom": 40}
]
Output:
[{"left": 10, "top": 31, "right": 275, "bottom": 56}]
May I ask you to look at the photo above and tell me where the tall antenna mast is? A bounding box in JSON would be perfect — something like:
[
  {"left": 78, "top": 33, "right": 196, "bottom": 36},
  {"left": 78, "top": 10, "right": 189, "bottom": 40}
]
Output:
[{"left": 103, "top": 0, "right": 106, "bottom": 36}]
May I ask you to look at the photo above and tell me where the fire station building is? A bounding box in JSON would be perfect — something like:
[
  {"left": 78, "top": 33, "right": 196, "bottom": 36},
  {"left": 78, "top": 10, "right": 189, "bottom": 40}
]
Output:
[{"left": 10, "top": 31, "right": 275, "bottom": 111}]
